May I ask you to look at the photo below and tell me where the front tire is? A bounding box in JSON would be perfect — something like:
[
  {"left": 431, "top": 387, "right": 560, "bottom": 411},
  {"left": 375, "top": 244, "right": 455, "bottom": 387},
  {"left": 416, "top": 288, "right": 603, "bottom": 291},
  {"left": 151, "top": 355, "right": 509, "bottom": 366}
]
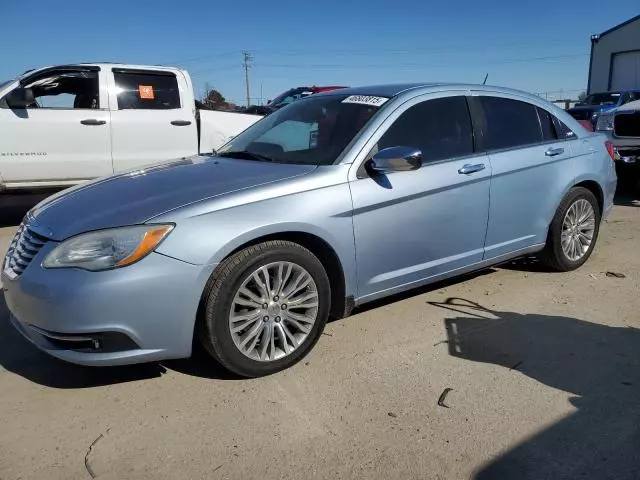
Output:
[
  {"left": 539, "top": 187, "right": 601, "bottom": 271},
  {"left": 198, "top": 240, "right": 331, "bottom": 377}
]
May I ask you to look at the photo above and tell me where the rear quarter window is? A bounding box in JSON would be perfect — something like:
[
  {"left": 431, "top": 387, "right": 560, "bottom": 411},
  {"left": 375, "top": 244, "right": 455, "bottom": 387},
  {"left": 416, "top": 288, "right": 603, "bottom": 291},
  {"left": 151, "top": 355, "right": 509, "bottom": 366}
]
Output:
[{"left": 537, "top": 107, "right": 576, "bottom": 140}]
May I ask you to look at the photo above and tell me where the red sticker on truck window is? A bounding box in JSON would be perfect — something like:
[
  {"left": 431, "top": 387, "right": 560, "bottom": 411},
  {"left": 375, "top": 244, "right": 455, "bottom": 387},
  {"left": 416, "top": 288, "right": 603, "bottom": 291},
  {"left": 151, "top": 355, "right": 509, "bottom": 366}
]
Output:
[{"left": 139, "top": 85, "right": 154, "bottom": 100}]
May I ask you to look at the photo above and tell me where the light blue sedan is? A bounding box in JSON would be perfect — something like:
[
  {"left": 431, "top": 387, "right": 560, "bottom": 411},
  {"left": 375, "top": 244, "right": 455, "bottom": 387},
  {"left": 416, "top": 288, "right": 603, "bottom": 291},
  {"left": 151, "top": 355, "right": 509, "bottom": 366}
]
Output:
[{"left": 2, "top": 84, "right": 617, "bottom": 377}]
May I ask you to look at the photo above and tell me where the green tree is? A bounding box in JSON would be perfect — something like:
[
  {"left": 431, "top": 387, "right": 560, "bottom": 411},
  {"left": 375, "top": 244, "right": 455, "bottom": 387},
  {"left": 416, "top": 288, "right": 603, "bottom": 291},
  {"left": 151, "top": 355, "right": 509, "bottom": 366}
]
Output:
[{"left": 201, "top": 86, "right": 226, "bottom": 110}]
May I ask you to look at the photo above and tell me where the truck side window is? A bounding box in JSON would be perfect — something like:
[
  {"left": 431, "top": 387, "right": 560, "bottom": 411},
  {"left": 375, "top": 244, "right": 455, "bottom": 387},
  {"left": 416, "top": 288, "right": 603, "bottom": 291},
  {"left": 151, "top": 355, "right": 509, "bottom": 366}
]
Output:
[
  {"left": 22, "top": 71, "right": 99, "bottom": 109},
  {"left": 114, "top": 71, "right": 181, "bottom": 110}
]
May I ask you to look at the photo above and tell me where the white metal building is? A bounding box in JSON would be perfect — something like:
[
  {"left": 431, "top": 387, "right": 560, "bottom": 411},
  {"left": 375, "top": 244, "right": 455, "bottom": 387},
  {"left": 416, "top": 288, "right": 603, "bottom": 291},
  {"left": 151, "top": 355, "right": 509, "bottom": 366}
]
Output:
[{"left": 588, "top": 14, "right": 640, "bottom": 93}]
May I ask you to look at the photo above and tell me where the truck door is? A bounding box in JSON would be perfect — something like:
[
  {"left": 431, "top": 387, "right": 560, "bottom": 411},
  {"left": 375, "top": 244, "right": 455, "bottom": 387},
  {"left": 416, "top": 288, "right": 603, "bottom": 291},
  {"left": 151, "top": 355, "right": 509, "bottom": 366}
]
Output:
[
  {"left": 0, "top": 66, "right": 112, "bottom": 186},
  {"left": 108, "top": 68, "right": 198, "bottom": 172}
]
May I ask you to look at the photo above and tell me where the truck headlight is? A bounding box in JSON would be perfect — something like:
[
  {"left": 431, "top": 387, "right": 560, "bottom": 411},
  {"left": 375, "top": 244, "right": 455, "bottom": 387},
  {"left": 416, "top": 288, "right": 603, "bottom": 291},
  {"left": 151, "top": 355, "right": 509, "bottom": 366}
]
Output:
[
  {"left": 596, "top": 114, "right": 614, "bottom": 131},
  {"left": 43, "top": 225, "right": 173, "bottom": 271}
]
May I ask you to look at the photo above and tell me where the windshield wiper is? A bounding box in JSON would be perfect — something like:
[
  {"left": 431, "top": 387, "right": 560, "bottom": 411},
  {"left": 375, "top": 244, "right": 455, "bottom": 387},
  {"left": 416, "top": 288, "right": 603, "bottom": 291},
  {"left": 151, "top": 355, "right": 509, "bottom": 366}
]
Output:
[{"left": 217, "top": 150, "right": 274, "bottom": 162}]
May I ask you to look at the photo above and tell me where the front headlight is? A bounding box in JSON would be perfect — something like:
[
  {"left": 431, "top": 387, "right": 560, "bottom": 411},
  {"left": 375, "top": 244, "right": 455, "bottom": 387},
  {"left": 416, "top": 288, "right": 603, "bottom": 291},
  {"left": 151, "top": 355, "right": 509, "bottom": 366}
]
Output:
[
  {"left": 43, "top": 224, "right": 174, "bottom": 271},
  {"left": 596, "top": 114, "right": 614, "bottom": 131}
]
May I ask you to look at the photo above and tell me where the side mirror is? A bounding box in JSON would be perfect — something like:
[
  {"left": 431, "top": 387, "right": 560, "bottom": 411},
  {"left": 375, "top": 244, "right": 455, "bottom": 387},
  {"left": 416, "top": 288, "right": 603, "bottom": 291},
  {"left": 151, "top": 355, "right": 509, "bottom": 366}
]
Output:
[
  {"left": 368, "top": 146, "right": 422, "bottom": 173},
  {"left": 5, "top": 86, "right": 34, "bottom": 109}
]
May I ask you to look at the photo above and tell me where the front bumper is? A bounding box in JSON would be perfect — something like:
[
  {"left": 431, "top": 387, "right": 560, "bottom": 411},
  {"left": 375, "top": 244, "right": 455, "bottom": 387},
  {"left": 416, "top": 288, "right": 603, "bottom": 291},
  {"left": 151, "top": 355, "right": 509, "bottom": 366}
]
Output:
[{"left": 2, "top": 245, "right": 213, "bottom": 366}]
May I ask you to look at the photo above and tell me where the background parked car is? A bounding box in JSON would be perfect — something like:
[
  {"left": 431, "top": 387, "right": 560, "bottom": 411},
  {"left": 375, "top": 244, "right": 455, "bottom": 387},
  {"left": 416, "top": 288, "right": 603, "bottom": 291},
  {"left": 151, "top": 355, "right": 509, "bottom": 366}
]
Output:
[
  {"left": 567, "top": 90, "right": 640, "bottom": 127},
  {"left": 595, "top": 99, "right": 640, "bottom": 186},
  {"left": 245, "top": 85, "right": 348, "bottom": 115}
]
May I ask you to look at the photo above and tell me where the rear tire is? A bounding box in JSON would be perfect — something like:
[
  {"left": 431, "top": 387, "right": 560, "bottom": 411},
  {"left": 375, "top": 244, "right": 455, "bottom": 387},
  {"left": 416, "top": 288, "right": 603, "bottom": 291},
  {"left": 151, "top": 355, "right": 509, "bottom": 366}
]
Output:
[
  {"left": 539, "top": 187, "right": 601, "bottom": 272},
  {"left": 198, "top": 240, "right": 331, "bottom": 378}
]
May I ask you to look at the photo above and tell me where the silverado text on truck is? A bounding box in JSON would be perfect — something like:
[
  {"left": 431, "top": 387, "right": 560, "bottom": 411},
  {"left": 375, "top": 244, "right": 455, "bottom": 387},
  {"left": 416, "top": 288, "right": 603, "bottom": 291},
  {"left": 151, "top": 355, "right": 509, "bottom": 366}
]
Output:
[{"left": 0, "top": 63, "right": 262, "bottom": 191}]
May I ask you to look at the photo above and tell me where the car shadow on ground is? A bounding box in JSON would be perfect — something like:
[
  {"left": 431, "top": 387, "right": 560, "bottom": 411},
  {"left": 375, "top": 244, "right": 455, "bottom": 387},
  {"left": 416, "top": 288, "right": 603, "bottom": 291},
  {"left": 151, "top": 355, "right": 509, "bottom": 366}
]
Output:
[
  {"left": 0, "top": 292, "right": 238, "bottom": 388},
  {"left": 613, "top": 170, "right": 640, "bottom": 207},
  {"left": 430, "top": 297, "right": 640, "bottom": 480},
  {"left": 0, "top": 189, "right": 62, "bottom": 227}
]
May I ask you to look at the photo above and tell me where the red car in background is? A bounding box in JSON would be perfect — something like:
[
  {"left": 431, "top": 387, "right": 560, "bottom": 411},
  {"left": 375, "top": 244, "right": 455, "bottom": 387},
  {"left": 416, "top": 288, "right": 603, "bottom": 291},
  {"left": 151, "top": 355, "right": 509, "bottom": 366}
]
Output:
[{"left": 578, "top": 119, "right": 594, "bottom": 132}]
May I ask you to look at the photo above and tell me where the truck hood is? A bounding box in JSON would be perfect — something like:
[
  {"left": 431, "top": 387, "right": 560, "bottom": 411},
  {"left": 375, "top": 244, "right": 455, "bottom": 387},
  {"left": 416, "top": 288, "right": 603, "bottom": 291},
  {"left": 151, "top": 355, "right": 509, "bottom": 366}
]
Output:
[{"left": 29, "top": 156, "right": 316, "bottom": 241}]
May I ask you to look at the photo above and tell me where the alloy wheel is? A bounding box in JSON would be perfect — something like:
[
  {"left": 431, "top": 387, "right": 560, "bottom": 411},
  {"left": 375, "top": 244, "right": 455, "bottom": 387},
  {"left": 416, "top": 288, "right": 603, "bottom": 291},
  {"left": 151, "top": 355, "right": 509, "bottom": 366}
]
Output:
[
  {"left": 228, "top": 261, "right": 319, "bottom": 361},
  {"left": 561, "top": 198, "right": 596, "bottom": 261}
]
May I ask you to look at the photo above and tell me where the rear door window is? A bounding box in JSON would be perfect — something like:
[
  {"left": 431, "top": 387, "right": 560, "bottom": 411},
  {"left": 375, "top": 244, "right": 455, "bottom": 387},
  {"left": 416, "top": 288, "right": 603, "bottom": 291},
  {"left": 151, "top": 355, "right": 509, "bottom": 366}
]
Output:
[
  {"left": 376, "top": 96, "right": 474, "bottom": 163},
  {"left": 478, "top": 96, "right": 542, "bottom": 150},
  {"left": 113, "top": 70, "right": 181, "bottom": 110}
]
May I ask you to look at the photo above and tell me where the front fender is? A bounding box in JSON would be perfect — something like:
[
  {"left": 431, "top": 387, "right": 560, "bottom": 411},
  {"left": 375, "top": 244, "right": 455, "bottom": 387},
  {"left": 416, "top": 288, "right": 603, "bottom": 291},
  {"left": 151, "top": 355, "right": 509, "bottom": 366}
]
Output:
[
  {"left": 154, "top": 181, "right": 358, "bottom": 299},
  {"left": 205, "top": 221, "right": 345, "bottom": 266}
]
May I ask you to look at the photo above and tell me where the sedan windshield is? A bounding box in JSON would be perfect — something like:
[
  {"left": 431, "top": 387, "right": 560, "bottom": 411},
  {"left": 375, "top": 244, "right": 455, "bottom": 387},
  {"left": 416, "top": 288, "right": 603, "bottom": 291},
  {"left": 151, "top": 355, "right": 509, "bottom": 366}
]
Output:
[
  {"left": 217, "top": 94, "right": 384, "bottom": 165},
  {"left": 583, "top": 93, "right": 620, "bottom": 106}
]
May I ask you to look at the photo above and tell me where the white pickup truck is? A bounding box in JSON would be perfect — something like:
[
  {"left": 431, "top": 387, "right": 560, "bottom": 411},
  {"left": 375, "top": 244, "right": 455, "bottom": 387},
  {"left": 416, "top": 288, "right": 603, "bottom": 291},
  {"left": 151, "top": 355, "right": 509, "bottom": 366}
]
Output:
[{"left": 0, "top": 63, "right": 262, "bottom": 191}]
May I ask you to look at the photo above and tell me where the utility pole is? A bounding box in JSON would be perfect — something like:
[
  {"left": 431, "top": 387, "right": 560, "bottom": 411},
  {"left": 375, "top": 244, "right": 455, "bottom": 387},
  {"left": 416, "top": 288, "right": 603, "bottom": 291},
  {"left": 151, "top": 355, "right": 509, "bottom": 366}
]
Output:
[{"left": 243, "top": 51, "right": 252, "bottom": 107}]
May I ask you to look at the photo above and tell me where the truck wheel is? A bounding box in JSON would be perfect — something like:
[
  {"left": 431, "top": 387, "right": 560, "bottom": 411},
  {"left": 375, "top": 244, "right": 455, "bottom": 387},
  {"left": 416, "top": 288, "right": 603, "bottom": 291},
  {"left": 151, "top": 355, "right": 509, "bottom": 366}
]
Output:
[
  {"left": 539, "top": 187, "right": 601, "bottom": 272},
  {"left": 198, "top": 240, "right": 331, "bottom": 377}
]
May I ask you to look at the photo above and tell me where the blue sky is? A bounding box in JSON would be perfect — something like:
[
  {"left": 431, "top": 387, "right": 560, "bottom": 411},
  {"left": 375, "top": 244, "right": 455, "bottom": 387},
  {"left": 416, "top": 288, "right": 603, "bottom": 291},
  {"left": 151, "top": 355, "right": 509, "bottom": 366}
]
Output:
[{"left": 1, "top": 1, "right": 638, "bottom": 105}]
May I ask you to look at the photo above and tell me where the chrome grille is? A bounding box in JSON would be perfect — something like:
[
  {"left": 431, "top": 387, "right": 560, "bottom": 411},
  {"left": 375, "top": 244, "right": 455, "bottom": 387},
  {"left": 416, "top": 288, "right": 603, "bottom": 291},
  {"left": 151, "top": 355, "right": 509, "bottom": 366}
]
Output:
[
  {"left": 3, "top": 223, "right": 48, "bottom": 278},
  {"left": 614, "top": 112, "right": 640, "bottom": 138}
]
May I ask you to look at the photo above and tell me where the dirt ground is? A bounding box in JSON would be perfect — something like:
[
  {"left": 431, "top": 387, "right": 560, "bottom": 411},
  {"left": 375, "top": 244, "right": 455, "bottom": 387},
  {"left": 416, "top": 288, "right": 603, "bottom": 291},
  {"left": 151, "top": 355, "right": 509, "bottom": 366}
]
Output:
[{"left": 0, "top": 181, "right": 638, "bottom": 480}]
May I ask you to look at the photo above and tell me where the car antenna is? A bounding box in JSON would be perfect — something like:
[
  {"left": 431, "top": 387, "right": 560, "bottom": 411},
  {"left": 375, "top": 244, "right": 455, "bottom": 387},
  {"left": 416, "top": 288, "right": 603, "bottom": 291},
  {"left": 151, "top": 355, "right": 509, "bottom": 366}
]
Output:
[{"left": 482, "top": 73, "right": 489, "bottom": 86}]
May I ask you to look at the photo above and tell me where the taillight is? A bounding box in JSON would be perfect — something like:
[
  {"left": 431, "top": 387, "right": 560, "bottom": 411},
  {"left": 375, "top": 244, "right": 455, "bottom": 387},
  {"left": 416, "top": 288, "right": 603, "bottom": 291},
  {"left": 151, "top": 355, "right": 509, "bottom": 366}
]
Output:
[{"left": 605, "top": 141, "right": 616, "bottom": 162}]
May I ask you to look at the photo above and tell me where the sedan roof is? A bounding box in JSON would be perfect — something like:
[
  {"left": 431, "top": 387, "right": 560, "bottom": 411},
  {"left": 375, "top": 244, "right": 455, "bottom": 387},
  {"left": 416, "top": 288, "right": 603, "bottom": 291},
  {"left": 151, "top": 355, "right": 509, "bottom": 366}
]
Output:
[{"left": 313, "top": 83, "right": 444, "bottom": 98}]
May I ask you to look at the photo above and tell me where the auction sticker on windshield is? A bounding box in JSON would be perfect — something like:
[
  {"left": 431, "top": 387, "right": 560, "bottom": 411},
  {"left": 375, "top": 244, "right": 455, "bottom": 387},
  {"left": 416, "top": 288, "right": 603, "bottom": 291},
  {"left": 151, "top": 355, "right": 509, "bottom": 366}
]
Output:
[{"left": 342, "top": 95, "right": 389, "bottom": 107}]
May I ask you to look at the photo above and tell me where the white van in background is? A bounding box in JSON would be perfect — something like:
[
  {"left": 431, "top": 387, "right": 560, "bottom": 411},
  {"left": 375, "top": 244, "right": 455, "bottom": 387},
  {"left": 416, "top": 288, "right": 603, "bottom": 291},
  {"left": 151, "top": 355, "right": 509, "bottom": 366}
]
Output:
[{"left": 0, "top": 63, "right": 262, "bottom": 191}]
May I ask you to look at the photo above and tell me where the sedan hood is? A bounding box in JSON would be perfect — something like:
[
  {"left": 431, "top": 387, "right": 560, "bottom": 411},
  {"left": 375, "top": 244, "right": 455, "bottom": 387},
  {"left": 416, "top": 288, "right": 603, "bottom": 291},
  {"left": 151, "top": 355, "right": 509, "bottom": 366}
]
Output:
[{"left": 30, "top": 156, "right": 316, "bottom": 240}]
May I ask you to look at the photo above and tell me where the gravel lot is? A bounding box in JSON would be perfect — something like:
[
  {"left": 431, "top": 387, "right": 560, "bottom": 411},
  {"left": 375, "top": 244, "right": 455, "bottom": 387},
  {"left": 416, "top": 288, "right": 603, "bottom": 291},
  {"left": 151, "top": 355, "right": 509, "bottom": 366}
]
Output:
[{"left": 1, "top": 182, "right": 638, "bottom": 480}]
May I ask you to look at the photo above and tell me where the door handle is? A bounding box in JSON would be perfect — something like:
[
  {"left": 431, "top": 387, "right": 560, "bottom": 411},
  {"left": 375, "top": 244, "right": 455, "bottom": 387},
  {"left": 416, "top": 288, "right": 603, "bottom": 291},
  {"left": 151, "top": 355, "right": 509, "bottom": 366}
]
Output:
[
  {"left": 80, "top": 119, "right": 106, "bottom": 126},
  {"left": 171, "top": 120, "right": 192, "bottom": 126},
  {"left": 545, "top": 147, "right": 565, "bottom": 157},
  {"left": 458, "top": 163, "right": 486, "bottom": 175}
]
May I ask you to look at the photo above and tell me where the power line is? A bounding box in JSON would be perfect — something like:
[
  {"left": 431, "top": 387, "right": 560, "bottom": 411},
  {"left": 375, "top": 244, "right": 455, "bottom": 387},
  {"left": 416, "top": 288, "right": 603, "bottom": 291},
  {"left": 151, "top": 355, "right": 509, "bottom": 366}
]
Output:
[
  {"left": 155, "top": 40, "right": 583, "bottom": 67},
  {"left": 189, "top": 65, "right": 241, "bottom": 76},
  {"left": 252, "top": 53, "right": 589, "bottom": 70},
  {"left": 250, "top": 40, "right": 582, "bottom": 57},
  {"left": 161, "top": 51, "right": 239, "bottom": 66}
]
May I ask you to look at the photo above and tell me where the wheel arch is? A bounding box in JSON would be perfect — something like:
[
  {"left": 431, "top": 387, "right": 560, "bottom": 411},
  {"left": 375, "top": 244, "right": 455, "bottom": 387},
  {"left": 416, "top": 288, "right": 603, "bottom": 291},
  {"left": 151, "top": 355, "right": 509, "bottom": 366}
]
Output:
[
  {"left": 199, "top": 227, "right": 351, "bottom": 323},
  {"left": 548, "top": 177, "right": 605, "bottom": 229},
  {"left": 573, "top": 179, "right": 604, "bottom": 215}
]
